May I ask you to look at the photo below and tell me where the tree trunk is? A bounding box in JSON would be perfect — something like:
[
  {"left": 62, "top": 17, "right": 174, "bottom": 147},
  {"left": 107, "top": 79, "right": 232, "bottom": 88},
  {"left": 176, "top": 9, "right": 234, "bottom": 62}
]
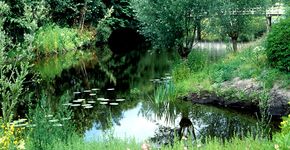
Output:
[
  {"left": 231, "top": 36, "right": 238, "bottom": 52},
  {"left": 196, "top": 19, "right": 202, "bottom": 41}
]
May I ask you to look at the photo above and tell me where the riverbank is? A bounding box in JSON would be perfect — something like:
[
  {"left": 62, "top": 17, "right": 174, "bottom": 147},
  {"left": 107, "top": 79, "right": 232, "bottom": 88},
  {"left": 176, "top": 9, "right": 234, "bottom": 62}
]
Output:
[{"left": 172, "top": 40, "right": 290, "bottom": 117}]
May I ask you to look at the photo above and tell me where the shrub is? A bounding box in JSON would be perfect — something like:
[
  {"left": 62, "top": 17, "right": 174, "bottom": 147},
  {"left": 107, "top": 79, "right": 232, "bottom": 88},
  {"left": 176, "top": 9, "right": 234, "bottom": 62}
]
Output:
[
  {"left": 211, "top": 60, "right": 240, "bottom": 83},
  {"left": 34, "top": 25, "right": 93, "bottom": 55},
  {"left": 265, "top": 17, "right": 290, "bottom": 72},
  {"left": 274, "top": 108, "right": 290, "bottom": 150},
  {"left": 187, "top": 50, "right": 209, "bottom": 72},
  {"left": 0, "top": 120, "right": 26, "bottom": 149},
  {"left": 26, "top": 95, "right": 74, "bottom": 150},
  {"left": 172, "top": 62, "right": 191, "bottom": 83}
]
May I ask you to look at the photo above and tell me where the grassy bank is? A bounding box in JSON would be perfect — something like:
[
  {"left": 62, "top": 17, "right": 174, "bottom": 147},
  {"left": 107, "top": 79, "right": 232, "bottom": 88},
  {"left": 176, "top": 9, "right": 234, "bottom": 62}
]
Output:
[
  {"left": 34, "top": 25, "right": 95, "bottom": 56},
  {"left": 172, "top": 39, "right": 290, "bottom": 104},
  {"left": 46, "top": 135, "right": 274, "bottom": 150},
  {"left": 2, "top": 113, "right": 290, "bottom": 149}
]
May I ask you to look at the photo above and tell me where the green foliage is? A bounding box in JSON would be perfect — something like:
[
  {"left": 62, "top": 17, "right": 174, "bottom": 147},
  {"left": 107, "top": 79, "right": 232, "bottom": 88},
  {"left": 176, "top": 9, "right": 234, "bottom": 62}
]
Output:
[
  {"left": 95, "top": 7, "right": 114, "bottom": 44},
  {"left": 131, "top": 0, "right": 185, "bottom": 49},
  {"left": 187, "top": 50, "right": 209, "bottom": 72},
  {"left": 0, "top": 62, "right": 30, "bottom": 123},
  {"left": 34, "top": 51, "right": 95, "bottom": 80},
  {"left": 131, "top": 0, "right": 211, "bottom": 53},
  {"left": 211, "top": 45, "right": 269, "bottom": 83},
  {"left": 38, "top": 133, "right": 274, "bottom": 150},
  {"left": 34, "top": 25, "right": 93, "bottom": 55},
  {"left": 173, "top": 40, "right": 290, "bottom": 102},
  {"left": 47, "top": 135, "right": 140, "bottom": 150},
  {"left": 3, "top": 0, "right": 49, "bottom": 44},
  {"left": 211, "top": 59, "right": 240, "bottom": 83},
  {"left": 47, "top": 0, "right": 106, "bottom": 26},
  {"left": 26, "top": 95, "right": 74, "bottom": 150},
  {"left": 214, "top": 0, "right": 267, "bottom": 51},
  {"left": 239, "top": 17, "right": 267, "bottom": 42},
  {"left": 273, "top": 102, "right": 290, "bottom": 149},
  {"left": 265, "top": 17, "right": 290, "bottom": 72},
  {"left": 172, "top": 62, "right": 191, "bottom": 83},
  {"left": 151, "top": 81, "right": 175, "bottom": 103},
  {"left": 274, "top": 113, "right": 290, "bottom": 150},
  {"left": 0, "top": 3, "right": 31, "bottom": 123}
]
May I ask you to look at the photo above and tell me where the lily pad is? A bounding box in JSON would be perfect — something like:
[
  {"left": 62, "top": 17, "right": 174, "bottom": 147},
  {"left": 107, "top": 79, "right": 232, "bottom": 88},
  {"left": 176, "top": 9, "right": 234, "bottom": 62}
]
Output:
[
  {"left": 109, "top": 103, "right": 119, "bottom": 106},
  {"left": 116, "top": 98, "right": 125, "bottom": 102},
  {"left": 91, "top": 88, "right": 100, "bottom": 91},
  {"left": 73, "top": 92, "right": 81, "bottom": 94},
  {"left": 100, "top": 102, "right": 108, "bottom": 105},
  {"left": 73, "top": 99, "right": 85, "bottom": 103},
  {"left": 88, "top": 101, "right": 96, "bottom": 104},
  {"left": 53, "top": 124, "right": 63, "bottom": 127},
  {"left": 84, "top": 106, "right": 93, "bottom": 109},
  {"left": 49, "top": 119, "right": 59, "bottom": 123}
]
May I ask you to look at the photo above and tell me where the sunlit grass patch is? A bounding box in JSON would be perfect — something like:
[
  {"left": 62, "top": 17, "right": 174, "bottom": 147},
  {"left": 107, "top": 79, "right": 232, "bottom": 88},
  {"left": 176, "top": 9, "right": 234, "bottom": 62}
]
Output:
[
  {"left": 48, "top": 135, "right": 141, "bottom": 150},
  {"left": 34, "top": 25, "right": 94, "bottom": 56},
  {"left": 173, "top": 39, "right": 290, "bottom": 100}
]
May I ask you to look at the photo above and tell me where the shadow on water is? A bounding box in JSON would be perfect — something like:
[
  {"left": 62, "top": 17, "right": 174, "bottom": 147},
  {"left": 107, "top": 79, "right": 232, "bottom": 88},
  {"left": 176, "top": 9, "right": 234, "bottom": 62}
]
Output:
[
  {"left": 33, "top": 46, "right": 173, "bottom": 134},
  {"left": 32, "top": 44, "right": 276, "bottom": 145}
]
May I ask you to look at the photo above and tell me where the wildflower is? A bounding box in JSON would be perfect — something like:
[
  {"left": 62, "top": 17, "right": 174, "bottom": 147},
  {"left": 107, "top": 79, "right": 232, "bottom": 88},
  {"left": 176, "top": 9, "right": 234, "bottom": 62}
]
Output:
[
  {"left": 17, "top": 140, "right": 25, "bottom": 150},
  {"left": 274, "top": 144, "right": 279, "bottom": 150},
  {"left": 14, "top": 140, "right": 19, "bottom": 145},
  {"left": 10, "top": 124, "right": 15, "bottom": 132},
  {"left": 281, "top": 120, "right": 287, "bottom": 126}
]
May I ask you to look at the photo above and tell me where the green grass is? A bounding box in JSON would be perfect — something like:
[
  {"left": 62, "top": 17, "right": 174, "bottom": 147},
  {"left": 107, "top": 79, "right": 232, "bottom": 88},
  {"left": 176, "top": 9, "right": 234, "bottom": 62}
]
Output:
[
  {"left": 47, "top": 135, "right": 141, "bottom": 150},
  {"left": 44, "top": 134, "right": 275, "bottom": 150},
  {"left": 34, "top": 25, "right": 94, "bottom": 56},
  {"left": 172, "top": 39, "right": 290, "bottom": 101}
]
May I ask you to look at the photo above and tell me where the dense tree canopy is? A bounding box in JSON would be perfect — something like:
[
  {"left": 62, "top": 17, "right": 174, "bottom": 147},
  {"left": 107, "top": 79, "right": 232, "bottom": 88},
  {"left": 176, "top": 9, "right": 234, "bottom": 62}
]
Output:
[
  {"left": 214, "top": 0, "right": 268, "bottom": 51},
  {"left": 131, "top": 0, "right": 214, "bottom": 56},
  {"left": 132, "top": 0, "right": 271, "bottom": 54}
]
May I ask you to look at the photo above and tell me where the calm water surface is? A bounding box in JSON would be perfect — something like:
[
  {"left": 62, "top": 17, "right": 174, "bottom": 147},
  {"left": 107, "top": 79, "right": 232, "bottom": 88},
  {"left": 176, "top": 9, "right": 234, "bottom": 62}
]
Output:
[{"left": 34, "top": 46, "right": 274, "bottom": 143}]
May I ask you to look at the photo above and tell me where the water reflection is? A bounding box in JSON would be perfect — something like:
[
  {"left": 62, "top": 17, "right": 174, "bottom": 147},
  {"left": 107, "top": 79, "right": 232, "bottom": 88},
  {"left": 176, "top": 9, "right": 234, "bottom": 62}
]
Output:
[
  {"left": 84, "top": 100, "right": 262, "bottom": 143},
  {"left": 140, "top": 100, "right": 259, "bottom": 142},
  {"left": 33, "top": 46, "right": 272, "bottom": 144},
  {"left": 34, "top": 48, "right": 173, "bottom": 135}
]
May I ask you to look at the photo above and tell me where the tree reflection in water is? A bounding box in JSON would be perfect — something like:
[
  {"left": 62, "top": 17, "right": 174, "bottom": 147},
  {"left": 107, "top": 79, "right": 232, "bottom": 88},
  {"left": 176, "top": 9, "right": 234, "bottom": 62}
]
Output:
[
  {"left": 33, "top": 46, "right": 272, "bottom": 144},
  {"left": 140, "top": 100, "right": 261, "bottom": 144}
]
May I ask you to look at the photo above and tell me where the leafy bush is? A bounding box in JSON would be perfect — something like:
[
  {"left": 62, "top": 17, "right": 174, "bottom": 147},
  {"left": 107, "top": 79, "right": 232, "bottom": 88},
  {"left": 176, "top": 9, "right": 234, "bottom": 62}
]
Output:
[
  {"left": 34, "top": 25, "right": 93, "bottom": 55},
  {"left": 95, "top": 7, "right": 114, "bottom": 44},
  {"left": 211, "top": 59, "right": 240, "bottom": 83},
  {"left": 172, "top": 62, "right": 191, "bottom": 83},
  {"left": 47, "top": 0, "right": 106, "bottom": 26},
  {"left": 239, "top": 17, "right": 267, "bottom": 42},
  {"left": 274, "top": 110, "right": 290, "bottom": 150},
  {"left": 187, "top": 50, "right": 209, "bottom": 72},
  {"left": 26, "top": 96, "right": 74, "bottom": 150},
  {"left": 0, "top": 120, "right": 26, "bottom": 149},
  {"left": 265, "top": 17, "right": 290, "bottom": 72}
]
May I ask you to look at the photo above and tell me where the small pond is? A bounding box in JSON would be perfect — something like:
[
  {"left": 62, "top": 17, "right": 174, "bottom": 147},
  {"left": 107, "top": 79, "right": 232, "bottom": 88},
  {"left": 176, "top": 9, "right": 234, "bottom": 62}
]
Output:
[{"left": 33, "top": 45, "right": 276, "bottom": 144}]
